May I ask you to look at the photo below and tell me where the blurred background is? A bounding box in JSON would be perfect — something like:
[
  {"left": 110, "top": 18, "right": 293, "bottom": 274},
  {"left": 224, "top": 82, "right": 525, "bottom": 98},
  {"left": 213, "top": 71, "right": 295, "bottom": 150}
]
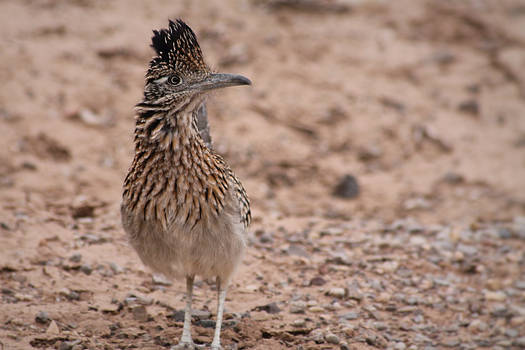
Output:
[{"left": 1, "top": 0, "right": 524, "bottom": 349}]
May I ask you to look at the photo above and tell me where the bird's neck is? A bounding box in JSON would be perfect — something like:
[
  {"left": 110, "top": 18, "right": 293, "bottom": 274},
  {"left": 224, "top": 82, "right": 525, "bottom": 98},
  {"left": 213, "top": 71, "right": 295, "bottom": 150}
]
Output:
[{"left": 134, "top": 102, "right": 203, "bottom": 153}]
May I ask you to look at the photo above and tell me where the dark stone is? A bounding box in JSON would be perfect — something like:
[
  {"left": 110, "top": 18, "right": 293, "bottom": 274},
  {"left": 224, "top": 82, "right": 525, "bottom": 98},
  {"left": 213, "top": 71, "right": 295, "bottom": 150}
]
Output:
[
  {"left": 333, "top": 174, "right": 359, "bottom": 199},
  {"left": 171, "top": 310, "right": 185, "bottom": 322},
  {"left": 442, "top": 172, "right": 464, "bottom": 184},
  {"left": 69, "top": 254, "right": 82, "bottom": 263},
  {"left": 254, "top": 302, "right": 281, "bottom": 314},
  {"left": 198, "top": 319, "right": 216, "bottom": 328},
  {"left": 287, "top": 244, "right": 310, "bottom": 258},
  {"left": 35, "top": 311, "right": 50, "bottom": 324},
  {"left": 458, "top": 100, "right": 479, "bottom": 116},
  {"left": 310, "top": 276, "right": 327, "bottom": 286},
  {"left": 80, "top": 264, "right": 92, "bottom": 275}
]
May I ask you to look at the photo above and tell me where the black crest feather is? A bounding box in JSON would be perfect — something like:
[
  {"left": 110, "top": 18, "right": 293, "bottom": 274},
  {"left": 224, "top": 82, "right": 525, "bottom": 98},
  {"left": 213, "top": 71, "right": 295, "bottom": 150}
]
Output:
[{"left": 149, "top": 19, "right": 206, "bottom": 73}]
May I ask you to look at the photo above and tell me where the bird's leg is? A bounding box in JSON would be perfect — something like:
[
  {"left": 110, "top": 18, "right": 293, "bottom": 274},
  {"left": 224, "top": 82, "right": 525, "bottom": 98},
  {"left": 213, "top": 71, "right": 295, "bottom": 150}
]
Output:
[
  {"left": 211, "top": 277, "right": 228, "bottom": 350},
  {"left": 172, "top": 275, "right": 198, "bottom": 349}
]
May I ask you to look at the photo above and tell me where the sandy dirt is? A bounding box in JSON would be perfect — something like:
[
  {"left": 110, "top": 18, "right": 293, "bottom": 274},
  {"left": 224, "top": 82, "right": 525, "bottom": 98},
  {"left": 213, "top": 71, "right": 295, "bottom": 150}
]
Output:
[{"left": 1, "top": 0, "right": 525, "bottom": 349}]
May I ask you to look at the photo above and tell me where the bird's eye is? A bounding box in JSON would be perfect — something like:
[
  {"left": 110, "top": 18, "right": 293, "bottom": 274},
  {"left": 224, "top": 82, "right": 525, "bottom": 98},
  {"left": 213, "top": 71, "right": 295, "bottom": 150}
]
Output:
[{"left": 168, "top": 75, "right": 181, "bottom": 85}]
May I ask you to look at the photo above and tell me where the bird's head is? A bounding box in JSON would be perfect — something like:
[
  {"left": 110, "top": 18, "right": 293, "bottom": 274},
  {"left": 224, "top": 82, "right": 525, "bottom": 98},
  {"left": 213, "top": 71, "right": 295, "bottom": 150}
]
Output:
[{"left": 142, "top": 19, "right": 251, "bottom": 109}]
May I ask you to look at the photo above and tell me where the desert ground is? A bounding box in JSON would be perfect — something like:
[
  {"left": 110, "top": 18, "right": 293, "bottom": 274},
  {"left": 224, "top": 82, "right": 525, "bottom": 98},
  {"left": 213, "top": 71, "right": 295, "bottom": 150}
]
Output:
[{"left": 1, "top": 0, "right": 525, "bottom": 349}]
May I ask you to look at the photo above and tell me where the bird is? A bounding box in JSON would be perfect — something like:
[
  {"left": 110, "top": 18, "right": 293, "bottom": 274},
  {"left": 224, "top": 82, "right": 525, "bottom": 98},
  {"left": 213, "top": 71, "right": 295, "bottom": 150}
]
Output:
[{"left": 121, "top": 19, "right": 251, "bottom": 350}]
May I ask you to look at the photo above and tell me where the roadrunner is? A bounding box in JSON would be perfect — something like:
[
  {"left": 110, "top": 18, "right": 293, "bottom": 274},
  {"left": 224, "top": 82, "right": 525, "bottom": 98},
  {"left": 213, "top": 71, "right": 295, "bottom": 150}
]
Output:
[{"left": 121, "top": 19, "right": 251, "bottom": 349}]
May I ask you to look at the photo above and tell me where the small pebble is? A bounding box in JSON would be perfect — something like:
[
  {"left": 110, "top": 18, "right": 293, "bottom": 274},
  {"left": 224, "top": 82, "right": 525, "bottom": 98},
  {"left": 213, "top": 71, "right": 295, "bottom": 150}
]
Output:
[
  {"left": 35, "top": 311, "right": 50, "bottom": 324},
  {"left": 311, "top": 329, "right": 324, "bottom": 343},
  {"left": 109, "top": 262, "right": 123, "bottom": 274},
  {"left": 373, "top": 322, "right": 387, "bottom": 331},
  {"left": 46, "top": 320, "right": 59, "bottom": 334},
  {"left": 69, "top": 254, "right": 82, "bottom": 263},
  {"left": 308, "top": 306, "right": 324, "bottom": 313},
  {"left": 199, "top": 319, "right": 216, "bottom": 328},
  {"left": 192, "top": 309, "right": 211, "bottom": 320},
  {"left": 152, "top": 274, "right": 172, "bottom": 286},
  {"left": 394, "top": 342, "right": 407, "bottom": 350},
  {"left": 514, "top": 281, "right": 525, "bottom": 290},
  {"left": 80, "top": 264, "right": 92, "bottom": 275},
  {"left": 328, "top": 287, "right": 346, "bottom": 298},
  {"left": 514, "top": 337, "right": 525, "bottom": 347},
  {"left": 310, "top": 276, "right": 326, "bottom": 286},
  {"left": 468, "top": 319, "right": 487, "bottom": 333},
  {"left": 333, "top": 174, "right": 359, "bottom": 199},
  {"left": 292, "top": 319, "right": 306, "bottom": 327},
  {"left": 14, "top": 293, "right": 33, "bottom": 301},
  {"left": 290, "top": 301, "right": 306, "bottom": 314},
  {"left": 484, "top": 291, "right": 506, "bottom": 301},
  {"left": 259, "top": 233, "right": 273, "bottom": 244},
  {"left": 131, "top": 305, "right": 149, "bottom": 322},
  {"left": 325, "top": 333, "right": 340, "bottom": 344},
  {"left": 340, "top": 312, "right": 358, "bottom": 320},
  {"left": 59, "top": 340, "right": 81, "bottom": 350}
]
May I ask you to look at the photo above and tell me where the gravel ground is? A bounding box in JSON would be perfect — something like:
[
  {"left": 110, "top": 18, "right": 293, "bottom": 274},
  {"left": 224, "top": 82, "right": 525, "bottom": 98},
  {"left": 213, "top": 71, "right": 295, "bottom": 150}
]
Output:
[{"left": 1, "top": 0, "right": 525, "bottom": 349}]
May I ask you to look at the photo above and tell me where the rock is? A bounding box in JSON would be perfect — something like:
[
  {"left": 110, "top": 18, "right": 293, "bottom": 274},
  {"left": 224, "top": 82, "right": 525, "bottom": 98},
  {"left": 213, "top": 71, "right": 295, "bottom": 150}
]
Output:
[
  {"left": 152, "top": 274, "right": 172, "bottom": 286},
  {"left": 310, "top": 329, "right": 324, "bottom": 343},
  {"left": 198, "top": 319, "right": 216, "bottom": 328},
  {"left": 458, "top": 99, "right": 479, "bottom": 115},
  {"left": 513, "top": 216, "right": 525, "bottom": 239},
  {"left": 308, "top": 306, "right": 324, "bottom": 313},
  {"left": 442, "top": 172, "right": 464, "bottom": 184},
  {"left": 376, "top": 292, "right": 390, "bottom": 303},
  {"left": 510, "top": 316, "right": 525, "bottom": 327},
  {"left": 327, "top": 287, "right": 347, "bottom": 299},
  {"left": 292, "top": 319, "right": 306, "bottom": 327},
  {"left": 290, "top": 301, "right": 306, "bottom": 314},
  {"left": 358, "top": 144, "right": 382, "bottom": 161},
  {"left": 35, "top": 311, "right": 50, "bottom": 324},
  {"left": 457, "top": 243, "right": 477, "bottom": 255},
  {"left": 468, "top": 319, "right": 487, "bottom": 333},
  {"left": 192, "top": 309, "right": 211, "bottom": 320},
  {"left": 325, "top": 333, "right": 339, "bottom": 344},
  {"left": 394, "top": 342, "right": 407, "bottom": 350},
  {"left": 46, "top": 320, "right": 59, "bottom": 334},
  {"left": 14, "top": 293, "right": 33, "bottom": 301},
  {"left": 59, "top": 340, "right": 82, "bottom": 350},
  {"left": 310, "top": 276, "right": 326, "bottom": 286},
  {"left": 69, "top": 254, "right": 82, "bottom": 263},
  {"left": 259, "top": 233, "right": 273, "bottom": 244},
  {"left": 484, "top": 291, "right": 506, "bottom": 301},
  {"left": 498, "top": 227, "right": 512, "bottom": 239},
  {"left": 515, "top": 281, "right": 525, "bottom": 290},
  {"left": 100, "top": 301, "right": 120, "bottom": 313},
  {"left": 340, "top": 312, "right": 359, "bottom": 320},
  {"left": 255, "top": 302, "right": 281, "bottom": 314},
  {"left": 403, "top": 197, "right": 431, "bottom": 210},
  {"left": 491, "top": 304, "right": 508, "bottom": 317},
  {"left": 80, "top": 264, "right": 92, "bottom": 275},
  {"left": 171, "top": 310, "right": 185, "bottom": 322},
  {"left": 373, "top": 322, "right": 387, "bottom": 331},
  {"left": 131, "top": 305, "right": 149, "bottom": 322},
  {"left": 287, "top": 244, "right": 310, "bottom": 258},
  {"left": 333, "top": 174, "right": 359, "bottom": 199},
  {"left": 109, "top": 262, "right": 123, "bottom": 274},
  {"left": 442, "top": 337, "right": 460, "bottom": 347},
  {"left": 514, "top": 337, "right": 525, "bottom": 347}
]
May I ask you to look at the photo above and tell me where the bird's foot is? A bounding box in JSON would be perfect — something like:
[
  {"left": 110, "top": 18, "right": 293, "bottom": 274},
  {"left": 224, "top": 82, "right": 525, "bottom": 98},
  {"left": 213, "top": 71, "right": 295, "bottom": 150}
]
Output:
[{"left": 171, "top": 341, "right": 205, "bottom": 350}]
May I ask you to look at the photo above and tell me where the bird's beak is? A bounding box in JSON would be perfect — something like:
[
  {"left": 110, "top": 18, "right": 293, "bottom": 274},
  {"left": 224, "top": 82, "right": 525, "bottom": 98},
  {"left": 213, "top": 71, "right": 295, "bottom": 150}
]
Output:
[{"left": 194, "top": 73, "right": 251, "bottom": 92}]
